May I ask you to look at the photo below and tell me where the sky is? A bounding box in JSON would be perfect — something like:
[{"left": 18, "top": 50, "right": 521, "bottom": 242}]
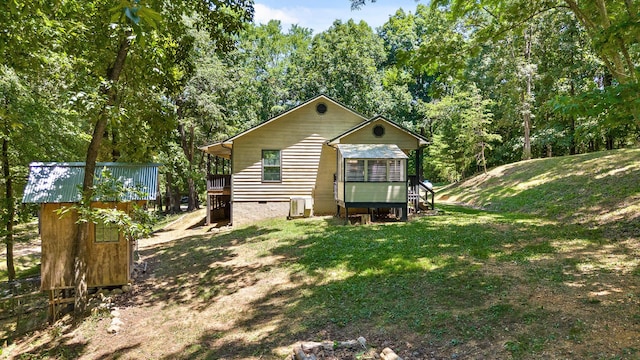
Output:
[{"left": 253, "top": 0, "right": 426, "bottom": 34}]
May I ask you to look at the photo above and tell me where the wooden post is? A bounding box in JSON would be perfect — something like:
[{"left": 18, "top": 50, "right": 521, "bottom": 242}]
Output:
[
  {"left": 206, "top": 194, "right": 211, "bottom": 225},
  {"left": 345, "top": 205, "right": 349, "bottom": 224},
  {"left": 416, "top": 147, "right": 423, "bottom": 182}
]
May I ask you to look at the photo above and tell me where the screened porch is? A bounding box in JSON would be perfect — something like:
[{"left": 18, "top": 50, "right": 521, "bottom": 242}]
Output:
[{"left": 335, "top": 144, "right": 408, "bottom": 220}]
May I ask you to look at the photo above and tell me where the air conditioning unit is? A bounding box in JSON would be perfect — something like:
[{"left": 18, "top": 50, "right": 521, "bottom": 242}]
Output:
[
  {"left": 289, "top": 197, "right": 313, "bottom": 219},
  {"left": 289, "top": 197, "right": 305, "bottom": 218}
]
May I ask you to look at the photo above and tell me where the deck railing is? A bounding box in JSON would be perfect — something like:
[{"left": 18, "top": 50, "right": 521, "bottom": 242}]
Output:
[
  {"left": 407, "top": 175, "right": 435, "bottom": 211},
  {"left": 207, "top": 174, "right": 231, "bottom": 191}
]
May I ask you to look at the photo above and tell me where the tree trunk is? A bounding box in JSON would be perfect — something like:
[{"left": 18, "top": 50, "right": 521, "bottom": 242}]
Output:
[
  {"left": 522, "top": 27, "right": 533, "bottom": 161},
  {"left": 156, "top": 178, "right": 163, "bottom": 212},
  {"left": 2, "top": 138, "right": 15, "bottom": 281},
  {"left": 178, "top": 118, "right": 198, "bottom": 212},
  {"left": 165, "top": 171, "right": 174, "bottom": 213},
  {"left": 480, "top": 141, "right": 487, "bottom": 174},
  {"left": 73, "top": 35, "right": 131, "bottom": 319}
]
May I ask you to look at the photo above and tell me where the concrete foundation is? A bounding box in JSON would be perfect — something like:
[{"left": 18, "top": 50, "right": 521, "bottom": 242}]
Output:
[{"left": 232, "top": 201, "right": 290, "bottom": 226}]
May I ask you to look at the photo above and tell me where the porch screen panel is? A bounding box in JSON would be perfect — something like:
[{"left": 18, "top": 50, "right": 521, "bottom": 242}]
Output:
[
  {"left": 367, "top": 160, "right": 387, "bottom": 182},
  {"left": 346, "top": 159, "right": 365, "bottom": 181},
  {"left": 388, "top": 159, "right": 405, "bottom": 182}
]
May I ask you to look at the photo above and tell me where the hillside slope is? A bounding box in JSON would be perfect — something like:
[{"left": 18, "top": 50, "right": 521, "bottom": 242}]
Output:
[{"left": 436, "top": 148, "right": 640, "bottom": 228}]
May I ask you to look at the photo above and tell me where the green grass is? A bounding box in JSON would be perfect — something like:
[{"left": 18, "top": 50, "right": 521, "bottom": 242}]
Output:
[
  {"left": 438, "top": 148, "right": 640, "bottom": 225},
  {"left": 121, "top": 199, "right": 639, "bottom": 359}
]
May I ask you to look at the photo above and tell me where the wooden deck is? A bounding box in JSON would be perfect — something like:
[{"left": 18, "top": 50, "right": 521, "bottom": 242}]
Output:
[
  {"left": 206, "top": 175, "right": 231, "bottom": 224},
  {"left": 207, "top": 174, "right": 231, "bottom": 195}
]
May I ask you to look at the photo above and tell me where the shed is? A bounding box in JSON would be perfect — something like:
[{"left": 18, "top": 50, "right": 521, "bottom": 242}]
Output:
[
  {"left": 335, "top": 144, "right": 409, "bottom": 220},
  {"left": 22, "top": 162, "right": 159, "bottom": 291}
]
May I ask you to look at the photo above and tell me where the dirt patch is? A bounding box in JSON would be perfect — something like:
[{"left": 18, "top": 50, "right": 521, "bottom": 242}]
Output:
[{"left": 4, "top": 208, "right": 640, "bottom": 360}]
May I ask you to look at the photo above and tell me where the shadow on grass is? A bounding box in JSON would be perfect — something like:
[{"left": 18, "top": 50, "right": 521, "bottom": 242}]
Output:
[
  {"left": 26, "top": 204, "right": 639, "bottom": 359},
  {"left": 123, "top": 225, "right": 280, "bottom": 310},
  {"left": 443, "top": 149, "right": 640, "bottom": 236},
  {"left": 140, "top": 206, "right": 640, "bottom": 359}
]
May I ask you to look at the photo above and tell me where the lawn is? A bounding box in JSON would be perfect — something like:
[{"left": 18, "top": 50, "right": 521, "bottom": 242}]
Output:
[{"left": 8, "top": 205, "right": 639, "bottom": 359}]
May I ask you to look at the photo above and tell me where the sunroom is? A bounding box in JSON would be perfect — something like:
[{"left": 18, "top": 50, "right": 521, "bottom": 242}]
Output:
[{"left": 334, "top": 144, "right": 408, "bottom": 220}]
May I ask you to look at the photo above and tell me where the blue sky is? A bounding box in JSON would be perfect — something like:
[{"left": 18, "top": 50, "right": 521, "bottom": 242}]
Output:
[{"left": 254, "top": 0, "right": 426, "bottom": 34}]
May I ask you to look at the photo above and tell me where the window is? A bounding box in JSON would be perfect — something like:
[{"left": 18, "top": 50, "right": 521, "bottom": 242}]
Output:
[
  {"left": 368, "top": 160, "right": 387, "bottom": 182},
  {"left": 95, "top": 221, "right": 120, "bottom": 243},
  {"left": 346, "top": 159, "right": 365, "bottom": 181},
  {"left": 388, "top": 160, "right": 405, "bottom": 182},
  {"left": 262, "top": 150, "right": 281, "bottom": 182},
  {"left": 344, "top": 159, "right": 405, "bottom": 182},
  {"left": 316, "top": 103, "right": 328, "bottom": 114}
]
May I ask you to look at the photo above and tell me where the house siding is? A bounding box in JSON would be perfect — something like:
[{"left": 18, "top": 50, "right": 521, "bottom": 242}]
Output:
[
  {"left": 340, "top": 119, "right": 420, "bottom": 150},
  {"left": 343, "top": 182, "right": 407, "bottom": 203},
  {"left": 231, "top": 98, "right": 365, "bottom": 222}
]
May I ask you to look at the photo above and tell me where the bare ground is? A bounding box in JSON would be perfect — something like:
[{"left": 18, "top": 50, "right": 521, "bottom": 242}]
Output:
[{"left": 3, "top": 208, "right": 640, "bottom": 359}]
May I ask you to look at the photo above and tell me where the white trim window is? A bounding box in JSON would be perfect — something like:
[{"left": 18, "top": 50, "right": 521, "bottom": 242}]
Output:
[
  {"left": 388, "top": 159, "right": 405, "bottom": 182},
  {"left": 262, "top": 150, "right": 281, "bottom": 182}
]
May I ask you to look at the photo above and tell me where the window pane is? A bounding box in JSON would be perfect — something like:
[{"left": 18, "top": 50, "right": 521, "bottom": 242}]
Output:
[
  {"left": 95, "top": 222, "right": 119, "bottom": 243},
  {"left": 262, "top": 150, "right": 280, "bottom": 166},
  {"left": 263, "top": 167, "right": 281, "bottom": 181},
  {"left": 262, "top": 150, "right": 281, "bottom": 181},
  {"left": 368, "top": 160, "right": 387, "bottom": 182},
  {"left": 388, "top": 160, "right": 405, "bottom": 181},
  {"left": 346, "top": 160, "right": 364, "bottom": 181}
]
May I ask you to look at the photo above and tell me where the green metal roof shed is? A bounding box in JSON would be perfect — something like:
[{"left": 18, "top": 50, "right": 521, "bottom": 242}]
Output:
[{"left": 22, "top": 162, "right": 160, "bottom": 204}]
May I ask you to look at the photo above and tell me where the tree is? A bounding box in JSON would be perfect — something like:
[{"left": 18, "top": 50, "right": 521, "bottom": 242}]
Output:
[
  {"left": 422, "top": 85, "right": 500, "bottom": 181},
  {"left": 29, "top": 0, "right": 254, "bottom": 317},
  {"left": 304, "top": 19, "right": 386, "bottom": 116},
  {"left": 425, "top": 0, "right": 640, "bottom": 124},
  {"left": 0, "top": 67, "right": 27, "bottom": 281}
]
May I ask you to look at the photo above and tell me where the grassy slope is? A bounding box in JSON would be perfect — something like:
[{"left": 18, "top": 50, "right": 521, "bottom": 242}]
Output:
[{"left": 437, "top": 148, "right": 640, "bottom": 228}]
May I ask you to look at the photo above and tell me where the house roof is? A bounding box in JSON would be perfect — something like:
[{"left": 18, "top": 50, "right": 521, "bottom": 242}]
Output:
[
  {"left": 22, "top": 162, "right": 160, "bottom": 204},
  {"left": 327, "top": 115, "right": 429, "bottom": 147},
  {"left": 336, "top": 144, "right": 408, "bottom": 159},
  {"left": 199, "top": 142, "right": 231, "bottom": 159},
  {"left": 199, "top": 94, "right": 367, "bottom": 158}
]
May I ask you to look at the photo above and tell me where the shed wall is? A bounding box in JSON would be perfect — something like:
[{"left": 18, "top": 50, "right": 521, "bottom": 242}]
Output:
[{"left": 40, "top": 201, "right": 136, "bottom": 290}]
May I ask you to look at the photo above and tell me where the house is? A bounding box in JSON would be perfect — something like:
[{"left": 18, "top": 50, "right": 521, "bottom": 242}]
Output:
[
  {"left": 200, "top": 95, "right": 430, "bottom": 226},
  {"left": 21, "top": 162, "right": 159, "bottom": 292}
]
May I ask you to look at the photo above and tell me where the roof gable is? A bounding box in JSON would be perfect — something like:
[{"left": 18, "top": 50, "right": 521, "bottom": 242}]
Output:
[
  {"left": 22, "top": 162, "right": 160, "bottom": 204},
  {"left": 328, "top": 115, "right": 429, "bottom": 148},
  {"left": 221, "top": 94, "right": 367, "bottom": 145}
]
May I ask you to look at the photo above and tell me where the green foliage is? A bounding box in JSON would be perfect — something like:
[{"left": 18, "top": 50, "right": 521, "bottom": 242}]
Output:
[
  {"left": 57, "top": 169, "right": 155, "bottom": 241},
  {"left": 304, "top": 19, "right": 386, "bottom": 117},
  {"left": 422, "top": 84, "right": 500, "bottom": 181}
]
